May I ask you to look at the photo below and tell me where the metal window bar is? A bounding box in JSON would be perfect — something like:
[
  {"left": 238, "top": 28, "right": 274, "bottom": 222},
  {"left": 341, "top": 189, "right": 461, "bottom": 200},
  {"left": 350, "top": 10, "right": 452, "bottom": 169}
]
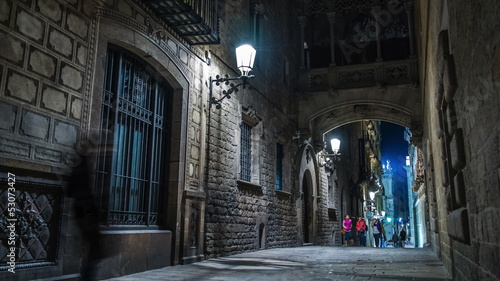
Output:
[
  {"left": 96, "top": 47, "right": 167, "bottom": 226},
  {"left": 276, "top": 143, "right": 283, "bottom": 190},
  {"left": 240, "top": 122, "right": 252, "bottom": 182}
]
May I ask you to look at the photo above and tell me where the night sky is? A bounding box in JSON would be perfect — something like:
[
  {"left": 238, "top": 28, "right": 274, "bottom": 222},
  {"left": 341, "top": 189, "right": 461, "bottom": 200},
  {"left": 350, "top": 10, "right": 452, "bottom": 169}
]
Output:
[{"left": 380, "top": 122, "right": 408, "bottom": 182}]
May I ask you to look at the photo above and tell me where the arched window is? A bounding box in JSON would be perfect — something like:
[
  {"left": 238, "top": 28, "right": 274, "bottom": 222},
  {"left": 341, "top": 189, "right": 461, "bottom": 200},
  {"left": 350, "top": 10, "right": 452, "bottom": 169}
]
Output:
[{"left": 95, "top": 45, "right": 171, "bottom": 226}]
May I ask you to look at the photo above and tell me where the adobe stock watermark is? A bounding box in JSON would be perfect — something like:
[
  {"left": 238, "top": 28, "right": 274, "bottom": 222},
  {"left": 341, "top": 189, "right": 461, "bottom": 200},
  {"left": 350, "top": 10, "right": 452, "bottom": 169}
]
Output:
[
  {"left": 5, "top": 173, "right": 17, "bottom": 273},
  {"left": 463, "top": 75, "right": 499, "bottom": 114},
  {"left": 339, "top": 0, "right": 409, "bottom": 64}
]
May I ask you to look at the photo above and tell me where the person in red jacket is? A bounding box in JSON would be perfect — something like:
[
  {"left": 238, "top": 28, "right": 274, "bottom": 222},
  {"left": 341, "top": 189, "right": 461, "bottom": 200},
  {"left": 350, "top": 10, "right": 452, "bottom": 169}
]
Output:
[{"left": 356, "top": 217, "right": 368, "bottom": 246}]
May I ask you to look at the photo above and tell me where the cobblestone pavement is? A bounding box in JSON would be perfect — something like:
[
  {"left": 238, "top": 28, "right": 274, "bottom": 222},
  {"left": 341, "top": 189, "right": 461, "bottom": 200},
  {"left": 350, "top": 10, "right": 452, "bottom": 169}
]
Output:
[{"left": 105, "top": 246, "right": 452, "bottom": 281}]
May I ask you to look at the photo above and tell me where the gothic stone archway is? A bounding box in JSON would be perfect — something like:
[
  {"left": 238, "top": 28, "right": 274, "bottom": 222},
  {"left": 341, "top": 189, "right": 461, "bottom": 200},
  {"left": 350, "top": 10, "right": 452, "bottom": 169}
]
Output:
[
  {"left": 297, "top": 83, "right": 422, "bottom": 147},
  {"left": 296, "top": 143, "right": 320, "bottom": 245}
]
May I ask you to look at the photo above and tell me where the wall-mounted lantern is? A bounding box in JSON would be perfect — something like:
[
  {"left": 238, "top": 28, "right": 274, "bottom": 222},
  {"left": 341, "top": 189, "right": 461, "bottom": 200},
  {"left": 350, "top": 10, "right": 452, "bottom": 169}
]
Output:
[{"left": 209, "top": 44, "right": 256, "bottom": 109}]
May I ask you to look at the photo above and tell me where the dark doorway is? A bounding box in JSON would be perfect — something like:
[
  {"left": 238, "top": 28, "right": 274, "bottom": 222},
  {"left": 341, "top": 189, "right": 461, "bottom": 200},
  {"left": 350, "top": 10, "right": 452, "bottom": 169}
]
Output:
[{"left": 303, "top": 170, "right": 314, "bottom": 244}]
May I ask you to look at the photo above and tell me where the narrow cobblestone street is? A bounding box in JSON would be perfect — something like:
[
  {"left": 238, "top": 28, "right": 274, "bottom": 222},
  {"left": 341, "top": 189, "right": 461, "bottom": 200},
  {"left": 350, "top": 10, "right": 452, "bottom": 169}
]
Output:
[{"left": 104, "top": 246, "right": 452, "bottom": 281}]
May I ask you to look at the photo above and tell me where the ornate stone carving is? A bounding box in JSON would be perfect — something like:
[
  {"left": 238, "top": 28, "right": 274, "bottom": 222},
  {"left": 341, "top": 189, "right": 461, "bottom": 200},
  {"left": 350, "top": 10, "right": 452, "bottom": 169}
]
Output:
[
  {"left": 353, "top": 105, "right": 372, "bottom": 116},
  {"left": 189, "top": 204, "right": 198, "bottom": 247},
  {"left": 0, "top": 181, "right": 62, "bottom": 266},
  {"left": 146, "top": 17, "right": 166, "bottom": 44},
  {"left": 305, "top": 0, "right": 329, "bottom": 15},
  {"left": 410, "top": 121, "right": 423, "bottom": 147}
]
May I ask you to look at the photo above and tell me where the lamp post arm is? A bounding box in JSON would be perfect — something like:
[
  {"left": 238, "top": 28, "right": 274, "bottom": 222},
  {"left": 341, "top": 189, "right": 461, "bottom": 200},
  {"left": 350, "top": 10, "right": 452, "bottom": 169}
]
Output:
[
  {"left": 209, "top": 75, "right": 254, "bottom": 109},
  {"left": 211, "top": 75, "right": 254, "bottom": 83}
]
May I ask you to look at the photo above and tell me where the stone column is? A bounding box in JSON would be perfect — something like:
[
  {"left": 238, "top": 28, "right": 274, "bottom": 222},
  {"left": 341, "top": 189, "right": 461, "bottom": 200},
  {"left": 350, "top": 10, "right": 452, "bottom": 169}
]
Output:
[
  {"left": 327, "top": 12, "right": 336, "bottom": 66},
  {"left": 404, "top": 1, "right": 416, "bottom": 58},
  {"left": 372, "top": 6, "right": 383, "bottom": 61},
  {"left": 298, "top": 16, "right": 307, "bottom": 69}
]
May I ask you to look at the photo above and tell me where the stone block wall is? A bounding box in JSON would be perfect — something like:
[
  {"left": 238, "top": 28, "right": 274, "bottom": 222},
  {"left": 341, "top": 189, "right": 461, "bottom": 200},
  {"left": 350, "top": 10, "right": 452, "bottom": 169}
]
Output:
[
  {"left": 418, "top": 0, "right": 500, "bottom": 280},
  {"left": 0, "top": 0, "right": 88, "bottom": 172},
  {"left": 1, "top": 0, "right": 201, "bottom": 277},
  {"left": 0, "top": 1, "right": 92, "bottom": 280},
  {"left": 203, "top": 0, "right": 302, "bottom": 258}
]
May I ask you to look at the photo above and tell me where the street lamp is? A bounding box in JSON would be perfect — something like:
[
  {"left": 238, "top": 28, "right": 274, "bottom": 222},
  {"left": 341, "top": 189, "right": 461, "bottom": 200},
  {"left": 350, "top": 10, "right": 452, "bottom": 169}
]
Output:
[
  {"left": 209, "top": 44, "right": 256, "bottom": 109},
  {"left": 369, "top": 191, "right": 376, "bottom": 201},
  {"left": 318, "top": 138, "right": 341, "bottom": 171},
  {"left": 330, "top": 138, "right": 340, "bottom": 155}
]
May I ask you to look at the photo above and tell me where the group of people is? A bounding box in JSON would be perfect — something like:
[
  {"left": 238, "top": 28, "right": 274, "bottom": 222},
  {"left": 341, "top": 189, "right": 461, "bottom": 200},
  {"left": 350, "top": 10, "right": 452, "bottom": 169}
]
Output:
[{"left": 342, "top": 215, "right": 407, "bottom": 248}]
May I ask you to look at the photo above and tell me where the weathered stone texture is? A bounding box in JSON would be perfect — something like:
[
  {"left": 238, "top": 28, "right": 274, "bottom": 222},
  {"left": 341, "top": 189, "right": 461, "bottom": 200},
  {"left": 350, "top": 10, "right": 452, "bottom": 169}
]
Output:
[
  {"left": 0, "top": 101, "right": 17, "bottom": 133},
  {"left": 6, "top": 70, "right": 38, "bottom": 105},
  {"left": 48, "top": 27, "right": 74, "bottom": 58},
  {"left": 204, "top": 19, "right": 300, "bottom": 253},
  {"left": 0, "top": 31, "right": 26, "bottom": 66},
  {"left": 15, "top": 8, "right": 45, "bottom": 44},
  {"left": 70, "top": 96, "right": 82, "bottom": 119},
  {"left": 37, "top": 0, "right": 62, "bottom": 23},
  {"left": 41, "top": 85, "right": 67, "bottom": 115},
  {"left": 20, "top": 109, "right": 50, "bottom": 141},
  {"left": 53, "top": 120, "right": 77, "bottom": 148},
  {"left": 0, "top": 137, "right": 30, "bottom": 157},
  {"left": 76, "top": 42, "right": 87, "bottom": 66},
  {"left": 28, "top": 47, "right": 57, "bottom": 80},
  {"left": 420, "top": 0, "right": 500, "bottom": 280},
  {"left": 0, "top": 1, "right": 11, "bottom": 25},
  {"left": 65, "top": 12, "right": 88, "bottom": 40},
  {"left": 59, "top": 63, "right": 83, "bottom": 91}
]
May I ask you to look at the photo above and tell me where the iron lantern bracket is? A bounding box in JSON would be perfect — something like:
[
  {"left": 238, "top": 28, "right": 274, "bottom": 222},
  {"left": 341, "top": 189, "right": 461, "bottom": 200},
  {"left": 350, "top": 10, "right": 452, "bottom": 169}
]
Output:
[{"left": 209, "top": 74, "right": 254, "bottom": 109}]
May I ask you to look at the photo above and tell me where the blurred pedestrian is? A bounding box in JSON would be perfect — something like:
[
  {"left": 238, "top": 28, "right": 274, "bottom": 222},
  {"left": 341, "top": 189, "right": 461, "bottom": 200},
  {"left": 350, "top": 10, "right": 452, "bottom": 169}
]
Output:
[
  {"left": 356, "top": 217, "right": 368, "bottom": 246},
  {"left": 399, "top": 229, "right": 407, "bottom": 248},
  {"left": 392, "top": 232, "right": 400, "bottom": 248},
  {"left": 380, "top": 220, "right": 387, "bottom": 247},
  {"left": 343, "top": 215, "right": 353, "bottom": 246},
  {"left": 68, "top": 141, "right": 105, "bottom": 280},
  {"left": 371, "top": 218, "right": 382, "bottom": 247}
]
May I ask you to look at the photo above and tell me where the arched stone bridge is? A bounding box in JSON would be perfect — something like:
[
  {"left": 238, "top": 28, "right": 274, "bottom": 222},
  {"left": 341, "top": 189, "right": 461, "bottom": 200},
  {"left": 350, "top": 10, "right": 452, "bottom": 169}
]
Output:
[{"left": 296, "top": 58, "right": 422, "bottom": 147}]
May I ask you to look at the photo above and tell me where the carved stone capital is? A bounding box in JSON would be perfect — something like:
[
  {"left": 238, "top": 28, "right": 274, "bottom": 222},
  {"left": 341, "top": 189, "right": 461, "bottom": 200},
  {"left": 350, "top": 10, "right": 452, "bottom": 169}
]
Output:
[{"left": 410, "top": 121, "right": 423, "bottom": 147}]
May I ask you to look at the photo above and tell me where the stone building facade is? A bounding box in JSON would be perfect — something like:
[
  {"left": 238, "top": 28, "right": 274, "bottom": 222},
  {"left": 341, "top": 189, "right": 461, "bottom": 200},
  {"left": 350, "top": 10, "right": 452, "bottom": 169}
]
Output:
[
  {"left": 0, "top": 0, "right": 499, "bottom": 281},
  {"left": 0, "top": 0, "right": 373, "bottom": 279},
  {"left": 415, "top": 1, "right": 500, "bottom": 280}
]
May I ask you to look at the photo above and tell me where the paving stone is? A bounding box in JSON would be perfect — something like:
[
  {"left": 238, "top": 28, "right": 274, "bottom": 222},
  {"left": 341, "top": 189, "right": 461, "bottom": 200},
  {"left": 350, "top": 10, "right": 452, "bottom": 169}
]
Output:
[{"left": 104, "top": 246, "right": 452, "bottom": 281}]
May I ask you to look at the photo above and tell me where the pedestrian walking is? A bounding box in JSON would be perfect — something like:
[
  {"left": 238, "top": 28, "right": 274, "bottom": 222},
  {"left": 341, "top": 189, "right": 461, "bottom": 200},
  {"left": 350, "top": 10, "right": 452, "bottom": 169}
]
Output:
[
  {"left": 380, "top": 220, "right": 387, "bottom": 247},
  {"left": 356, "top": 217, "right": 368, "bottom": 246},
  {"left": 371, "top": 219, "right": 382, "bottom": 247},
  {"left": 392, "top": 232, "right": 400, "bottom": 248},
  {"left": 399, "top": 229, "right": 407, "bottom": 248},
  {"left": 343, "top": 215, "right": 353, "bottom": 246}
]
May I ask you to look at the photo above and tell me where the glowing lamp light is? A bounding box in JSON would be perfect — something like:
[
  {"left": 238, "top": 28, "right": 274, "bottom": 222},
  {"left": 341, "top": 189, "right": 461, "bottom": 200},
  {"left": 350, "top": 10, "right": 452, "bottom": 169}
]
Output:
[
  {"left": 387, "top": 217, "right": 392, "bottom": 223},
  {"left": 209, "top": 44, "right": 256, "bottom": 109},
  {"left": 406, "top": 155, "right": 410, "bottom": 166},
  {"left": 235, "top": 44, "right": 256, "bottom": 77},
  {"left": 369, "top": 191, "right": 376, "bottom": 201},
  {"left": 330, "top": 138, "right": 341, "bottom": 154}
]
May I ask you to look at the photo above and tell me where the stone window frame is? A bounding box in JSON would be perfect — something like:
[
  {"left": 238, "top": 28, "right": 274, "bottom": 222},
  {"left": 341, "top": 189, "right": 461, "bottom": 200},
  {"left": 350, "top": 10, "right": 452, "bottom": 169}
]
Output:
[
  {"left": 274, "top": 136, "right": 292, "bottom": 196},
  {"left": 275, "top": 142, "right": 284, "bottom": 190},
  {"left": 94, "top": 44, "right": 171, "bottom": 227},
  {"left": 236, "top": 106, "right": 262, "bottom": 190}
]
